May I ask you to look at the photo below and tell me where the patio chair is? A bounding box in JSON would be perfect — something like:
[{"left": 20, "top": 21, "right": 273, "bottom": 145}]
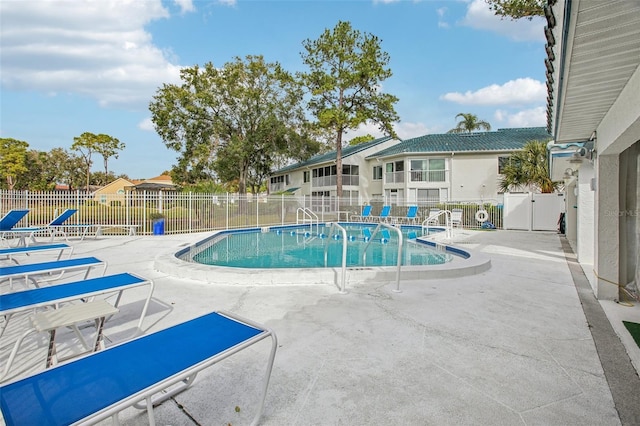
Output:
[
  {"left": 1, "top": 209, "right": 78, "bottom": 246},
  {"left": 0, "top": 256, "right": 107, "bottom": 291},
  {"left": 0, "top": 242, "right": 73, "bottom": 264},
  {"left": 377, "top": 205, "right": 392, "bottom": 223},
  {"left": 426, "top": 208, "right": 441, "bottom": 225},
  {"left": 0, "top": 210, "right": 30, "bottom": 245},
  {"left": 0, "top": 311, "right": 278, "bottom": 426},
  {"left": 451, "top": 208, "right": 463, "bottom": 228},
  {"left": 350, "top": 205, "right": 373, "bottom": 222},
  {"left": 0, "top": 272, "right": 154, "bottom": 380},
  {"left": 401, "top": 205, "right": 420, "bottom": 224}
]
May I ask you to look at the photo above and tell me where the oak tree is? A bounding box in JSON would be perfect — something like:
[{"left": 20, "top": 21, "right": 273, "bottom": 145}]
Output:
[{"left": 150, "top": 55, "right": 320, "bottom": 194}]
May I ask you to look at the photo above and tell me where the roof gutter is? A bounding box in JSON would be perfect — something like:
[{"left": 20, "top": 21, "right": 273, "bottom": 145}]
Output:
[{"left": 552, "top": 0, "right": 573, "bottom": 142}]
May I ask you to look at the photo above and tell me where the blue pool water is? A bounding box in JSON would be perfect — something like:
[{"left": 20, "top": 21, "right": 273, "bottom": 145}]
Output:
[{"left": 191, "top": 224, "right": 452, "bottom": 268}]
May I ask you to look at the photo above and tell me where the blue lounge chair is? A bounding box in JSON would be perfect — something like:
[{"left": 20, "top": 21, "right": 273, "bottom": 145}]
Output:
[
  {"left": 377, "top": 205, "right": 391, "bottom": 222},
  {"left": 0, "top": 311, "right": 278, "bottom": 426},
  {"left": 401, "top": 205, "right": 420, "bottom": 224},
  {"left": 350, "top": 205, "right": 373, "bottom": 222},
  {"left": 0, "top": 243, "right": 73, "bottom": 264},
  {"left": 0, "top": 272, "right": 154, "bottom": 380},
  {"left": 0, "top": 210, "right": 30, "bottom": 246},
  {"left": 0, "top": 210, "right": 29, "bottom": 231},
  {"left": 2, "top": 209, "right": 78, "bottom": 246},
  {"left": 0, "top": 256, "right": 107, "bottom": 290}
]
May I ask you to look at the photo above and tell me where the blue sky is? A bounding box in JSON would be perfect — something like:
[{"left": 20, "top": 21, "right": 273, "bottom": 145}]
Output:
[{"left": 0, "top": 0, "right": 546, "bottom": 179}]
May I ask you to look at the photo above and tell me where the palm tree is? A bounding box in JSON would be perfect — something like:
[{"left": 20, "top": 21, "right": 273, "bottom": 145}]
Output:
[
  {"left": 447, "top": 113, "right": 491, "bottom": 133},
  {"left": 498, "top": 140, "right": 560, "bottom": 193}
]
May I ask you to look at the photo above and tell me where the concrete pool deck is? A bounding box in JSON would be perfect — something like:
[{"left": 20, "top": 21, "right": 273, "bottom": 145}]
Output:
[{"left": 1, "top": 229, "right": 639, "bottom": 425}]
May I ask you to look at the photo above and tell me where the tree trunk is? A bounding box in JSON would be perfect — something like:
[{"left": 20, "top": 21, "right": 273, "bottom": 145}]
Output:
[{"left": 336, "top": 131, "right": 343, "bottom": 197}]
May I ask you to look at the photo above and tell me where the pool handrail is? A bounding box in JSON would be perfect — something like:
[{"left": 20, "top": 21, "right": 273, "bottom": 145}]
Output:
[
  {"left": 324, "top": 222, "right": 347, "bottom": 294},
  {"left": 422, "top": 210, "right": 453, "bottom": 240},
  {"left": 296, "top": 208, "right": 319, "bottom": 235},
  {"left": 362, "top": 223, "right": 403, "bottom": 293}
]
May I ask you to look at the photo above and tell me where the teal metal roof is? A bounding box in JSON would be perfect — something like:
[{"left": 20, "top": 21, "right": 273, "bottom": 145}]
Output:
[
  {"left": 368, "top": 127, "right": 552, "bottom": 159},
  {"left": 274, "top": 136, "right": 395, "bottom": 174}
]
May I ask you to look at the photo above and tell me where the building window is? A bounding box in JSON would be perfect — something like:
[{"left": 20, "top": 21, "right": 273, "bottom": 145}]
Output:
[
  {"left": 312, "top": 163, "right": 359, "bottom": 187},
  {"left": 373, "top": 165, "right": 382, "bottom": 180},
  {"left": 417, "top": 189, "right": 440, "bottom": 202},
  {"left": 385, "top": 161, "right": 404, "bottom": 183},
  {"left": 410, "top": 159, "right": 446, "bottom": 182},
  {"left": 303, "top": 171, "right": 310, "bottom": 183},
  {"left": 270, "top": 175, "right": 286, "bottom": 192},
  {"left": 498, "top": 156, "right": 515, "bottom": 174},
  {"left": 340, "top": 190, "right": 359, "bottom": 206}
]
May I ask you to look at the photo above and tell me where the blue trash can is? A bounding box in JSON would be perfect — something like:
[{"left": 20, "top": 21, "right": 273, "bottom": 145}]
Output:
[{"left": 153, "top": 219, "right": 165, "bottom": 235}]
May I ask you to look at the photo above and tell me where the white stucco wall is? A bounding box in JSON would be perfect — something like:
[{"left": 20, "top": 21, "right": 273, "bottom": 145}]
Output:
[
  {"left": 450, "top": 154, "right": 503, "bottom": 202},
  {"left": 565, "top": 179, "right": 577, "bottom": 245},
  {"left": 577, "top": 164, "right": 595, "bottom": 265},
  {"left": 592, "top": 65, "right": 640, "bottom": 300}
]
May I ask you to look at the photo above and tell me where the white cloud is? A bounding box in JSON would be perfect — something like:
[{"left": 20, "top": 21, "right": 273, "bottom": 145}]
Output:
[
  {"left": 460, "top": 0, "right": 544, "bottom": 42},
  {"left": 440, "top": 78, "right": 546, "bottom": 106},
  {"left": 174, "top": 0, "right": 195, "bottom": 14},
  {"left": 494, "top": 106, "right": 546, "bottom": 127},
  {"left": 394, "top": 121, "right": 433, "bottom": 140},
  {"left": 0, "top": 0, "right": 189, "bottom": 109},
  {"left": 138, "top": 117, "right": 155, "bottom": 131},
  {"left": 436, "top": 7, "right": 450, "bottom": 29},
  {"left": 345, "top": 120, "right": 432, "bottom": 141}
]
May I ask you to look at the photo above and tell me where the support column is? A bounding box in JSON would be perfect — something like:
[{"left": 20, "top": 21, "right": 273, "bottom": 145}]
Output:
[{"left": 594, "top": 154, "right": 620, "bottom": 300}]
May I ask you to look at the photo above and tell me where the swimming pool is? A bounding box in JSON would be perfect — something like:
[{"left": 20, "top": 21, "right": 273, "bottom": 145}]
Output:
[
  {"left": 154, "top": 223, "right": 491, "bottom": 288},
  {"left": 190, "top": 224, "right": 451, "bottom": 268}
]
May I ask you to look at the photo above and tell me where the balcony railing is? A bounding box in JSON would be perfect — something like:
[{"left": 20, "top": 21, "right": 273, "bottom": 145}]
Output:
[
  {"left": 385, "top": 171, "right": 404, "bottom": 183},
  {"left": 312, "top": 175, "right": 359, "bottom": 187},
  {"left": 410, "top": 170, "right": 447, "bottom": 182}
]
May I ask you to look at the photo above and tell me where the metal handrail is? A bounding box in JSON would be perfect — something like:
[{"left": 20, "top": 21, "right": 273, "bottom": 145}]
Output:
[
  {"left": 324, "top": 222, "right": 348, "bottom": 294},
  {"left": 421, "top": 210, "right": 452, "bottom": 240},
  {"left": 296, "top": 208, "right": 318, "bottom": 235},
  {"left": 362, "top": 222, "right": 403, "bottom": 293}
]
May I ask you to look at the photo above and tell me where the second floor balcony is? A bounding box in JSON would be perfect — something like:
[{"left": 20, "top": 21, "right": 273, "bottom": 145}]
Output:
[
  {"left": 312, "top": 175, "right": 359, "bottom": 187},
  {"left": 410, "top": 170, "right": 447, "bottom": 182}
]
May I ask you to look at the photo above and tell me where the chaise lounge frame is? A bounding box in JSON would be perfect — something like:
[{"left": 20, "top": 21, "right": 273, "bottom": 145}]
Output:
[
  {"left": 0, "top": 256, "right": 107, "bottom": 290},
  {"left": 0, "top": 272, "right": 155, "bottom": 381},
  {"left": 0, "top": 243, "right": 73, "bottom": 264},
  {"left": 0, "top": 311, "right": 278, "bottom": 426}
]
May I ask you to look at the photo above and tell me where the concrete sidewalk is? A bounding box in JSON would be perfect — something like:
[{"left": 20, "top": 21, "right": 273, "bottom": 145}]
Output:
[{"left": 1, "top": 230, "right": 639, "bottom": 425}]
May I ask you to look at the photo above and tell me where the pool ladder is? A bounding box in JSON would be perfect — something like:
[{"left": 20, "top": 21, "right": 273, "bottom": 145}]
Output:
[
  {"left": 362, "top": 223, "right": 404, "bottom": 293},
  {"left": 421, "top": 210, "right": 453, "bottom": 240},
  {"left": 297, "top": 208, "right": 319, "bottom": 235},
  {"left": 324, "top": 222, "right": 348, "bottom": 294}
]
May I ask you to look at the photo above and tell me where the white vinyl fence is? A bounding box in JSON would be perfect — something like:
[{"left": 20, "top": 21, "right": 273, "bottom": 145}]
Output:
[{"left": 0, "top": 190, "right": 504, "bottom": 236}]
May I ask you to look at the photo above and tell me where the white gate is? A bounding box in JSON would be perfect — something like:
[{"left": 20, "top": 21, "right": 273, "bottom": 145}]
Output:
[
  {"left": 532, "top": 193, "right": 565, "bottom": 230},
  {"left": 503, "top": 193, "right": 565, "bottom": 231},
  {"left": 503, "top": 193, "right": 531, "bottom": 230}
]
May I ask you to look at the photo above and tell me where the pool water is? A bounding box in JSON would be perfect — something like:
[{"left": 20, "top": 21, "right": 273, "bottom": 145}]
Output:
[{"left": 192, "top": 224, "right": 451, "bottom": 268}]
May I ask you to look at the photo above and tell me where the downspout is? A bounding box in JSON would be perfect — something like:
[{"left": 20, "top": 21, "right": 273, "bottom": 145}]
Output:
[{"left": 450, "top": 152, "right": 454, "bottom": 201}]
